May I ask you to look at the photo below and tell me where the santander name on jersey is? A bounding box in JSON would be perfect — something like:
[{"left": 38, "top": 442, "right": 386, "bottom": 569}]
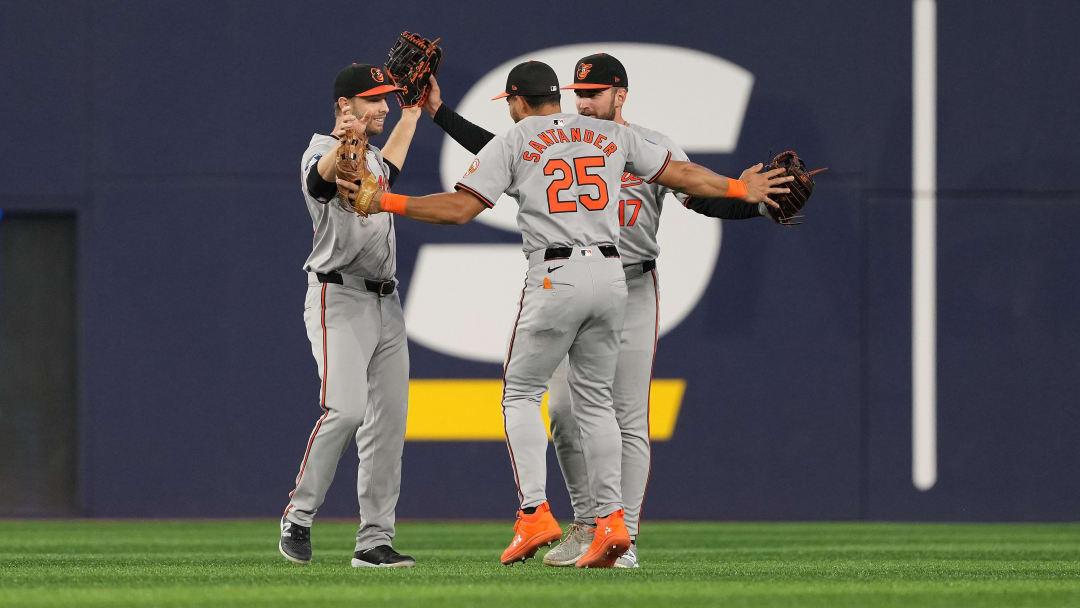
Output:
[{"left": 520, "top": 125, "right": 620, "bottom": 163}]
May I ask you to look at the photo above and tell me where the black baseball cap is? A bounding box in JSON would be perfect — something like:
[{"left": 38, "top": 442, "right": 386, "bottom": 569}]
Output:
[
  {"left": 562, "top": 53, "right": 628, "bottom": 90},
  {"left": 333, "top": 63, "right": 403, "bottom": 100},
  {"left": 491, "top": 60, "right": 560, "bottom": 100}
]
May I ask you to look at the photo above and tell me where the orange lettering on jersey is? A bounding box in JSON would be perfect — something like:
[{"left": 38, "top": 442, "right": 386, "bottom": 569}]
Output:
[
  {"left": 523, "top": 151, "right": 541, "bottom": 163},
  {"left": 583, "top": 129, "right": 594, "bottom": 143},
  {"left": 538, "top": 132, "right": 555, "bottom": 146},
  {"left": 603, "top": 142, "right": 618, "bottom": 157},
  {"left": 593, "top": 133, "right": 607, "bottom": 150},
  {"left": 570, "top": 128, "right": 581, "bottom": 142},
  {"left": 556, "top": 129, "right": 570, "bottom": 143},
  {"left": 545, "top": 129, "right": 557, "bottom": 142},
  {"left": 529, "top": 140, "right": 547, "bottom": 154}
]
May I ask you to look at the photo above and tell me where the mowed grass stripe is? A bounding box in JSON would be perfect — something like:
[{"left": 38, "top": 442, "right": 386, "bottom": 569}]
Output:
[{"left": 1, "top": 521, "right": 1078, "bottom": 607}]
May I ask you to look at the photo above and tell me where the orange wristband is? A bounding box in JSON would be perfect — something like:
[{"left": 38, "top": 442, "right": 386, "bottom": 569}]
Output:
[
  {"left": 381, "top": 192, "right": 408, "bottom": 215},
  {"left": 725, "top": 178, "right": 748, "bottom": 199}
]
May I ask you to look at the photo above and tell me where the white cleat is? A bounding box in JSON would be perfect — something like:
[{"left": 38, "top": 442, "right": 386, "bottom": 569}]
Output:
[
  {"left": 542, "top": 520, "right": 594, "bottom": 567},
  {"left": 614, "top": 543, "right": 639, "bottom": 568}
]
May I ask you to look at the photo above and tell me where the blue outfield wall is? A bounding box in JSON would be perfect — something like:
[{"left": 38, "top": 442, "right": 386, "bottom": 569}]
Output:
[{"left": 1, "top": 0, "right": 1078, "bottom": 520}]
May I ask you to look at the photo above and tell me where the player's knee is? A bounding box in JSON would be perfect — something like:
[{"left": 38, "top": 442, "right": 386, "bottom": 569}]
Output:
[
  {"left": 547, "top": 398, "right": 573, "bottom": 426},
  {"left": 334, "top": 408, "right": 367, "bottom": 429}
]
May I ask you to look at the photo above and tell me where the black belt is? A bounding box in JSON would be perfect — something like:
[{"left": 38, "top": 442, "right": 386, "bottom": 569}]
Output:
[
  {"left": 544, "top": 245, "right": 619, "bottom": 260},
  {"left": 635, "top": 260, "right": 656, "bottom": 273},
  {"left": 316, "top": 272, "right": 396, "bottom": 296}
]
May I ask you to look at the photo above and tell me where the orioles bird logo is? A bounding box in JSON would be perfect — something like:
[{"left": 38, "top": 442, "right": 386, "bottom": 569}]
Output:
[
  {"left": 577, "top": 63, "right": 592, "bottom": 80},
  {"left": 371, "top": 67, "right": 385, "bottom": 82}
]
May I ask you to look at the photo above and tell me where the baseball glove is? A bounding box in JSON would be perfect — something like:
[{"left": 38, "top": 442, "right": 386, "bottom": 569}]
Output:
[
  {"left": 385, "top": 31, "right": 443, "bottom": 108},
  {"left": 335, "top": 128, "right": 380, "bottom": 216},
  {"left": 763, "top": 150, "right": 828, "bottom": 226}
]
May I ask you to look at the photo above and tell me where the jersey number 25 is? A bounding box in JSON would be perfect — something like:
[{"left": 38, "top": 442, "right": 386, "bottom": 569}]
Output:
[{"left": 544, "top": 156, "right": 609, "bottom": 214}]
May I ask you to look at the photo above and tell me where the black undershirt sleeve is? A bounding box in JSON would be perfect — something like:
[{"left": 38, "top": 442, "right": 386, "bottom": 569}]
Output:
[
  {"left": 433, "top": 104, "right": 495, "bottom": 155},
  {"left": 386, "top": 160, "right": 400, "bottom": 188},
  {"left": 305, "top": 160, "right": 337, "bottom": 203},
  {"left": 683, "top": 196, "right": 765, "bottom": 220},
  {"left": 306, "top": 158, "right": 401, "bottom": 200}
]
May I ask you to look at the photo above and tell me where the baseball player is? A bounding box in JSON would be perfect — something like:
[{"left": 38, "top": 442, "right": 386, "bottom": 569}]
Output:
[
  {"left": 421, "top": 53, "right": 771, "bottom": 568},
  {"left": 278, "top": 63, "right": 421, "bottom": 568},
  {"left": 337, "top": 60, "right": 790, "bottom": 568}
]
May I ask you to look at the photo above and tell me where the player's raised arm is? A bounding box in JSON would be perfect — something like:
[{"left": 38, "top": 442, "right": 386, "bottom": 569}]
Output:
[
  {"left": 425, "top": 76, "right": 496, "bottom": 155},
  {"left": 657, "top": 161, "right": 792, "bottom": 208},
  {"left": 316, "top": 104, "right": 371, "bottom": 183},
  {"left": 381, "top": 106, "right": 423, "bottom": 169}
]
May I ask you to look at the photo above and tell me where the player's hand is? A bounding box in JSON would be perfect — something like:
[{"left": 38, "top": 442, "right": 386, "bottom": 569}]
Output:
[
  {"left": 334, "top": 179, "right": 383, "bottom": 215},
  {"left": 739, "top": 163, "right": 793, "bottom": 208},
  {"left": 332, "top": 102, "right": 352, "bottom": 137},
  {"left": 334, "top": 105, "right": 372, "bottom": 138},
  {"left": 422, "top": 75, "right": 443, "bottom": 117},
  {"left": 400, "top": 105, "right": 422, "bottom": 122}
]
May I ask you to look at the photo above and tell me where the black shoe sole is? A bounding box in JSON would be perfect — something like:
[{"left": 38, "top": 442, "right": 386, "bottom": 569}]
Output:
[{"left": 279, "top": 541, "right": 311, "bottom": 565}]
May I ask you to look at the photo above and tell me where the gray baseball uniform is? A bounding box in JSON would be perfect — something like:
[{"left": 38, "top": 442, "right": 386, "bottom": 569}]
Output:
[
  {"left": 283, "top": 133, "right": 409, "bottom": 553},
  {"left": 456, "top": 113, "right": 671, "bottom": 517},
  {"left": 548, "top": 123, "right": 689, "bottom": 536}
]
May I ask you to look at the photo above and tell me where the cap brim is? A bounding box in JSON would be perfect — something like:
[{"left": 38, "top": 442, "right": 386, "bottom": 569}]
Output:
[
  {"left": 562, "top": 83, "right": 612, "bottom": 90},
  {"left": 491, "top": 92, "right": 511, "bottom": 100},
  {"left": 356, "top": 84, "right": 405, "bottom": 97}
]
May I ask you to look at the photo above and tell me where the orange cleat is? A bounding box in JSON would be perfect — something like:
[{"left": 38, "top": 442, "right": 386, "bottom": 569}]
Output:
[
  {"left": 575, "top": 509, "right": 631, "bottom": 568},
  {"left": 500, "top": 502, "right": 563, "bottom": 565}
]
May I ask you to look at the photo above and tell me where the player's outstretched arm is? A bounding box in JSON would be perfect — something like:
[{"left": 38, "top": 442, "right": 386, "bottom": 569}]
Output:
[
  {"left": 381, "top": 107, "right": 423, "bottom": 169},
  {"left": 335, "top": 182, "right": 487, "bottom": 225},
  {"left": 683, "top": 197, "right": 767, "bottom": 220},
  {"left": 657, "top": 161, "right": 791, "bottom": 208},
  {"left": 424, "top": 76, "right": 495, "bottom": 155}
]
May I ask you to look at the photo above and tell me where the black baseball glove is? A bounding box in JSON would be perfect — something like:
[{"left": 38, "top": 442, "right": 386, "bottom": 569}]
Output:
[
  {"left": 763, "top": 150, "right": 827, "bottom": 226},
  {"left": 385, "top": 31, "right": 443, "bottom": 108}
]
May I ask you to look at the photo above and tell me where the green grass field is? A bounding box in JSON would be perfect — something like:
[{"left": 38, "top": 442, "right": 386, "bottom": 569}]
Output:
[{"left": 2, "top": 520, "right": 1079, "bottom": 607}]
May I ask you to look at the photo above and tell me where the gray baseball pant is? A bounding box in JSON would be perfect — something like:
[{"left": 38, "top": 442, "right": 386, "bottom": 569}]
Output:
[
  {"left": 548, "top": 265, "right": 658, "bottom": 536},
  {"left": 283, "top": 276, "right": 409, "bottom": 552},
  {"left": 502, "top": 247, "right": 628, "bottom": 518}
]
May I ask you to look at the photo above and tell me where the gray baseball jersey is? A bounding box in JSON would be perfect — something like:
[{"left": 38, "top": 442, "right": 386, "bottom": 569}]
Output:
[
  {"left": 615, "top": 123, "right": 690, "bottom": 265},
  {"left": 456, "top": 113, "right": 672, "bottom": 255},
  {"left": 454, "top": 112, "right": 670, "bottom": 519},
  {"left": 300, "top": 133, "right": 397, "bottom": 280},
  {"left": 284, "top": 132, "right": 410, "bottom": 555}
]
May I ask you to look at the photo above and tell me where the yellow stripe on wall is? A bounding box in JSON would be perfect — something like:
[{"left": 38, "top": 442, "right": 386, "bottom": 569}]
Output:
[{"left": 405, "top": 379, "right": 685, "bottom": 441}]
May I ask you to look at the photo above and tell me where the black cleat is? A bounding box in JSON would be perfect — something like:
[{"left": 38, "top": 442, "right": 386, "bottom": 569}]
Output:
[
  {"left": 279, "top": 517, "right": 311, "bottom": 564},
  {"left": 351, "top": 545, "right": 416, "bottom": 568}
]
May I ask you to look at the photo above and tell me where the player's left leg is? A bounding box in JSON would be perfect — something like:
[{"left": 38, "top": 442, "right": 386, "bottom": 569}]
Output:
[
  {"left": 610, "top": 266, "right": 659, "bottom": 568},
  {"left": 499, "top": 258, "right": 591, "bottom": 564},
  {"left": 351, "top": 291, "right": 414, "bottom": 568},
  {"left": 542, "top": 356, "right": 597, "bottom": 567},
  {"left": 566, "top": 257, "right": 631, "bottom": 568},
  {"left": 547, "top": 356, "right": 596, "bottom": 521}
]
